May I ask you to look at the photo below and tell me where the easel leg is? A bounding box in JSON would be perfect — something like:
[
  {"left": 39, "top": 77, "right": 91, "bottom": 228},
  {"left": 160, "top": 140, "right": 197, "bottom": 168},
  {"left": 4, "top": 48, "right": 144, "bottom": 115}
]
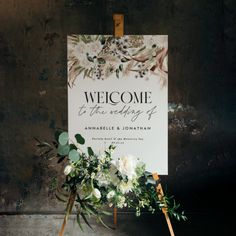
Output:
[
  {"left": 152, "top": 173, "right": 175, "bottom": 236},
  {"left": 164, "top": 212, "right": 175, "bottom": 236},
  {"left": 58, "top": 191, "right": 76, "bottom": 236},
  {"left": 114, "top": 207, "right": 117, "bottom": 228}
]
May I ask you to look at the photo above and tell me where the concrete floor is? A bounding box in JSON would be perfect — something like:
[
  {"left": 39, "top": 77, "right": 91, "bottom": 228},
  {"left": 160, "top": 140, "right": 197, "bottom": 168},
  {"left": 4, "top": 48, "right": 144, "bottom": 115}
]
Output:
[{"left": 0, "top": 212, "right": 234, "bottom": 236}]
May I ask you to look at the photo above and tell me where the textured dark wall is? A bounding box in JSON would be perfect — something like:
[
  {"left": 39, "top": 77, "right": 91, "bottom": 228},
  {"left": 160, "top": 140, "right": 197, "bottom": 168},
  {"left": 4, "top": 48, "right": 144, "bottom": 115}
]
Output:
[{"left": 0, "top": 0, "right": 235, "bottom": 218}]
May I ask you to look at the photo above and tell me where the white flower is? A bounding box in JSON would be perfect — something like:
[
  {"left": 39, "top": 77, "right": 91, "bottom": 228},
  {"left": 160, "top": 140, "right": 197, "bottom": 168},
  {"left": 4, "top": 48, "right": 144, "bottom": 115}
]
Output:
[
  {"left": 116, "top": 155, "right": 137, "bottom": 180},
  {"left": 91, "top": 172, "right": 95, "bottom": 179},
  {"left": 109, "top": 163, "right": 120, "bottom": 186},
  {"left": 89, "top": 40, "right": 102, "bottom": 55},
  {"left": 119, "top": 181, "right": 133, "bottom": 194},
  {"left": 98, "top": 154, "right": 106, "bottom": 164},
  {"left": 117, "top": 196, "right": 126, "bottom": 208},
  {"left": 92, "top": 188, "right": 101, "bottom": 199},
  {"left": 64, "top": 165, "right": 73, "bottom": 175},
  {"left": 143, "top": 35, "right": 168, "bottom": 49},
  {"left": 70, "top": 39, "right": 103, "bottom": 69},
  {"left": 95, "top": 172, "right": 110, "bottom": 187},
  {"left": 107, "top": 190, "right": 115, "bottom": 200}
]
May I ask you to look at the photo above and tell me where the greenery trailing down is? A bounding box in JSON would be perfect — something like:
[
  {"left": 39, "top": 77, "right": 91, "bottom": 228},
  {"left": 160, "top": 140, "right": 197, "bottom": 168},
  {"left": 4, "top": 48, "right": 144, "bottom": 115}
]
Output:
[{"left": 36, "top": 131, "right": 187, "bottom": 230}]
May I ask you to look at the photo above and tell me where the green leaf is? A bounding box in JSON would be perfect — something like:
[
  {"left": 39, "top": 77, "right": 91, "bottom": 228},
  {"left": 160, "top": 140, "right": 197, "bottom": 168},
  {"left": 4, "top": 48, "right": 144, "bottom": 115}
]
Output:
[
  {"left": 83, "top": 204, "right": 98, "bottom": 216},
  {"left": 55, "top": 194, "right": 67, "bottom": 202},
  {"left": 57, "top": 144, "right": 70, "bottom": 156},
  {"left": 55, "top": 191, "right": 68, "bottom": 202},
  {"left": 97, "top": 216, "right": 114, "bottom": 230},
  {"left": 54, "top": 129, "right": 64, "bottom": 141},
  {"left": 121, "top": 57, "right": 130, "bottom": 63},
  {"left": 81, "top": 212, "right": 93, "bottom": 229},
  {"left": 116, "top": 69, "right": 119, "bottom": 78},
  {"left": 75, "top": 134, "right": 85, "bottom": 145},
  {"left": 83, "top": 69, "right": 89, "bottom": 79},
  {"left": 87, "top": 54, "right": 94, "bottom": 62},
  {"left": 58, "top": 132, "right": 69, "bottom": 145},
  {"left": 132, "top": 46, "right": 146, "bottom": 56},
  {"left": 77, "top": 214, "right": 84, "bottom": 231},
  {"left": 87, "top": 147, "right": 94, "bottom": 156},
  {"left": 100, "top": 36, "right": 106, "bottom": 45},
  {"left": 145, "top": 178, "right": 156, "bottom": 186},
  {"left": 69, "top": 144, "right": 77, "bottom": 150},
  {"left": 101, "top": 210, "right": 112, "bottom": 216},
  {"left": 68, "top": 149, "right": 80, "bottom": 162},
  {"left": 57, "top": 187, "right": 70, "bottom": 197},
  {"left": 57, "top": 156, "right": 66, "bottom": 163},
  {"left": 97, "top": 57, "right": 106, "bottom": 64}
]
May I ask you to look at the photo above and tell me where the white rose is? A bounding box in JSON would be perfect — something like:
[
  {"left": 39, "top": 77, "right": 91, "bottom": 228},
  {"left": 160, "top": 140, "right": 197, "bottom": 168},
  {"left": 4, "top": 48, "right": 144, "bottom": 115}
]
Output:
[
  {"left": 107, "top": 190, "right": 115, "bottom": 200},
  {"left": 119, "top": 181, "right": 133, "bottom": 194},
  {"left": 109, "top": 164, "right": 120, "bottom": 186},
  {"left": 64, "top": 165, "right": 73, "bottom": 175},
  {"left": 92, "top": 188, "right": 101, "bottom": 199},
  {"left": 116, "top": 155, "right": 137, "bottom": 180}
]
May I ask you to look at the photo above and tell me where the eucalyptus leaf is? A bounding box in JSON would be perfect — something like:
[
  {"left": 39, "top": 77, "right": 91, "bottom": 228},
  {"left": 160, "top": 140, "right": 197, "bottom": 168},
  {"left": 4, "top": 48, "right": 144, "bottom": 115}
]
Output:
[
  {"left": 69, "top": 149, "right": 80, "bottom": 162},
  {"left": 70, "top": 144, "right": 77, "bottom": 150},
  {"left": 75, "top": 134, "right": 85, "bottom": 145},
  {"left": 58, "top": 132, "right": 69, "bottom": 145},
  {"left": 57, "top": 144, "right": 70, "bottom": 156},
  {"left": 54, "top": 129, "right": 64, "bottom": 141},
  {"left": 87, "top": 147, "right": 94, "bottom": 156}
]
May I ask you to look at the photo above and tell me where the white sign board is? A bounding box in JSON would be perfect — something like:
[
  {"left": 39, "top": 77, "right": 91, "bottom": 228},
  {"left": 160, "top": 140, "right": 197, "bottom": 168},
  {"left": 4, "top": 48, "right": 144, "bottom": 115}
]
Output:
[{"left": 68, "top": 35, "right": 168, "bottom": 174}]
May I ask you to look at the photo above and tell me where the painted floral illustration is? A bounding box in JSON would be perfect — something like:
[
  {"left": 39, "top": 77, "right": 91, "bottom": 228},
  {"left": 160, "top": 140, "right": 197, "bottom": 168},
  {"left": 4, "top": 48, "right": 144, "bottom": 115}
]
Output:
[{"left": 68, "top": 35, "right": 168, "bottom": 87}]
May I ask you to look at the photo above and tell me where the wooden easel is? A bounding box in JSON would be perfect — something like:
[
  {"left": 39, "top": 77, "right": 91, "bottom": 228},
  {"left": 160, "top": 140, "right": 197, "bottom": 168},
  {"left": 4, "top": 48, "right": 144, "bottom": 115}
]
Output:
[{"left": 113, "top": 14, "right": 175, "bottom": 236}]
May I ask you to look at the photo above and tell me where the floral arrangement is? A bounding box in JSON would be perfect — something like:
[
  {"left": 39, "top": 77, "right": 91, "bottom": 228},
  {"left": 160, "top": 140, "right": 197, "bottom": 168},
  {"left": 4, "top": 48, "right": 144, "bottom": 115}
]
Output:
[
  {"left": 68, "top": 35, "right": 168, "bottom": 87},
  {"left": 37, "top": 130, "right": 186, "bottom": 232}
]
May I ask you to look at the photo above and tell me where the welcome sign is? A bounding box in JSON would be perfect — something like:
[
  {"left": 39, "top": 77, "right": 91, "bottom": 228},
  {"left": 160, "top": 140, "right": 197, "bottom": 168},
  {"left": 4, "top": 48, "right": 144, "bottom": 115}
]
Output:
[{"left": 68, "top": 35, "right": 168, "bottom": 174}]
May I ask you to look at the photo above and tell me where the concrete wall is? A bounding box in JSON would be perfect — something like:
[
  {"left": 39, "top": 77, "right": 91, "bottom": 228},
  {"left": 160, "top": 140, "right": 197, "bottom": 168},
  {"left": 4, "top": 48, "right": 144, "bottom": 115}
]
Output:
[{"left": 0, "top": 0, "right": 235, "bottom": 235}]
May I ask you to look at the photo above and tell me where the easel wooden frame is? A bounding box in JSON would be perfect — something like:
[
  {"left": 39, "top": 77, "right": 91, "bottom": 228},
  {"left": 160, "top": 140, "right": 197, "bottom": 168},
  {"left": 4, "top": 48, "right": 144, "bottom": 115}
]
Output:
[
  {"left": 59, "top": 14, "right": 174, "bottom": 236},
  {"left": 113, "top": 13, "right": 175, "bottom": 236}
]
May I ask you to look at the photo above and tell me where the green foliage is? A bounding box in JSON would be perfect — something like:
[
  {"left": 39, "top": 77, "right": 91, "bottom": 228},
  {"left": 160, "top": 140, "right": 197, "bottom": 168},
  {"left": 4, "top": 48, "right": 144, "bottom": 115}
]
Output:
[
  {"left": 36, "top": 130, "right": 187, "bottom": 231},
  {"left": 75, "top": 133, "right": 85, "bottom": 145},
  {"left": 97, "top": 57, "right": 106, "bottom": 64},
  {"left": 57, "top": 144, "right": 70, "bottom": 156},
  {"left": 87, "top": 147, "right": 94, "bottom": 156},
  {"left": 49, "top": 177, "right": 57, "bottom": 191},
  {"left": 58, "top": 132, "right": 69, "bottom": 145},
  {"left": 69, "top": 149, "right": 80, "bottom": 162}
]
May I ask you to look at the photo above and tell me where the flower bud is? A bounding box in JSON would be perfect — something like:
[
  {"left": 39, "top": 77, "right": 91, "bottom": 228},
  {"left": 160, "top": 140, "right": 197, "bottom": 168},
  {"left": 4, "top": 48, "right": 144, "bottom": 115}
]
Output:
[{"left": 64, "top": 165, "right": 73, "bottom": 175}]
